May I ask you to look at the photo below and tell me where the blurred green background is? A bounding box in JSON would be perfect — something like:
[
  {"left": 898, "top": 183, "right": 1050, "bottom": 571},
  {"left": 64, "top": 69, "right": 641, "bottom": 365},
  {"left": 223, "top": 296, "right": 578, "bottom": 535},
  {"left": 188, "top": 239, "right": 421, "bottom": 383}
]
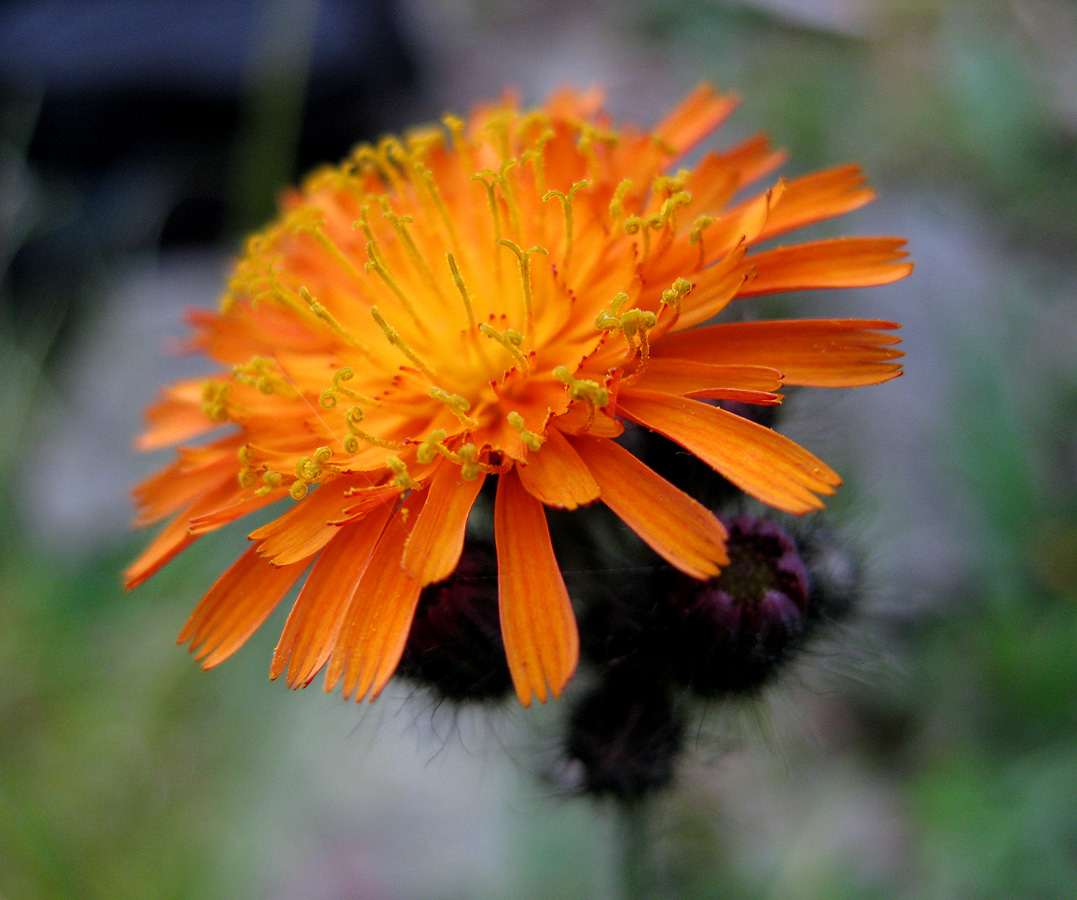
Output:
[{"left": 2, "top": 0, "right": 1076, "bottom": 897}]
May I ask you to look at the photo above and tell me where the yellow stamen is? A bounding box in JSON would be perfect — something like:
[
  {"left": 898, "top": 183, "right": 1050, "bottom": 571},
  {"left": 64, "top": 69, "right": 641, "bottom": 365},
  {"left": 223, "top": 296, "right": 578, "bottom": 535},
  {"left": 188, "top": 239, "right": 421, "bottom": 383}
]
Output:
[
  {"left": 430, "top": 387, "right": 478, "bottom": 428},
  {"left": 442, "top": 113, "right": 476, "bottom": 173},
  {"left": 660, "top": 278, "right": 694, "bottom": 312},
  {"left": 201, "top": 381, "right": 231, "bottom": 423},
  {"left": 609, "top": 178, "right": 634, "bottom": 223},
  {"left": 386, "top": 455, "right": 414, "bottom": 492},
  {"left": 553, "top": 366, "right": 609, "bottom": 407},
  {"left": 362, "top": 238, "right": 424, "bottom": 330},
  {"left": 478, "top": 323, "right": 530, "bottom": 373},
  {"left": 594, "top": 293, "right": 657, "bottom": 353},
  {"left": 507, "top": 411, "right": 544, "bottom": 451},
  {"left": 298, "top": 286, "right": 360, "bottom": 347},
  {"left": 497, "top": 240, "right": 547, "bottom": 334},
  {"left": 255, "top": 470, "right": 283, "bottom": 497},
  {"left": 542, "top": 179, "right": 589, "bottom": 270},
  {"left": 370, "top": 306, "right": 440, "bottom": 383},
  {"left": 344, "top": 406, "right": 406, "bottom": 452},
  {"left": 689, "top": 214, "right": 714, "bottom": 264},
  {"left": 446, "top": 252, "right": 476, "bottom": 330},
  {"left": 319, "top": 367, "right": 378, "bottom": 409}
]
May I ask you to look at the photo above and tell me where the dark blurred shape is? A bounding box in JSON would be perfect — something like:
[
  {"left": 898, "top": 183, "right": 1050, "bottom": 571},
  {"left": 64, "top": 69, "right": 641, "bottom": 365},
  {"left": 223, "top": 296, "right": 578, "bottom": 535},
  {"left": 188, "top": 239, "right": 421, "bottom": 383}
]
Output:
[
  {"left": 397, "top": 540, "right": 513, "bottom": 702},
  {"left": 0, "top": 0, "right": 419, "bottom": 334},
  {"left": 660, "top": 515, "right": 812, "bottom": 696},
  {"left": 564, "top": 669, "right": 685, "bottom": 800}
]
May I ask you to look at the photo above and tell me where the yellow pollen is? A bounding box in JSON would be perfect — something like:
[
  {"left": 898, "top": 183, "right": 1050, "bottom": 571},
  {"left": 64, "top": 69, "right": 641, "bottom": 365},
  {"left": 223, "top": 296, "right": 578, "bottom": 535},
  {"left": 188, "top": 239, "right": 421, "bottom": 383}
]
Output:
[
  {"left": 594, "top": 293, "right": 657, "bottom": 352},
  {"left": 386, "top": 455, "right": 414, "bottom": 492},
  {"left": 660, "top": 278, "right": 694, "bottom": 312},
  {"left": 689, "top": 214, "right": 714, "bottom": 263},
  {"left": 507, "top": 411, "right": 544, "bottom": 452},
  {"left": 370, "top": 306, "right": 440, "bottom": 382},
  {"left": 232, "top": 356, "right": 284, "bottom": 395},
  {"left": 255, "top": 470, "right": 283, "bottom": 497},
  {"left": 201, "top": 381, "right": 231, "bottom": 423},
  {"left": 417, "top": 429, "right": 449, "bottom": 464},
  {"left": 622, "top": 215, "right": 655, "bottom": 261},
  {"left": 553, "top": 366, "right": 609, "bottom": 407}
]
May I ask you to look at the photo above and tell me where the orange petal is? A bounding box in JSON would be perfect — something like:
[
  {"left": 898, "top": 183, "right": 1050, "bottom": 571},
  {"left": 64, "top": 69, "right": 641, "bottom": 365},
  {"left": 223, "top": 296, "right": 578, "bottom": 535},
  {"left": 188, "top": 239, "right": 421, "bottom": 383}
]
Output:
[
  {"left": 653, "top": 83, "right": 738, "bottom": 157},
  {"left": 516, "top": 427, "right": 600, "bottom": 510},
  {"left": 323, "top": 497, "right": 424, "bottom": 701},
  {"left": 618, "top": 390, "right": 841, "bottom": 515},
  {"left": 739, "top": 237, "right": 913, "bottom": 295},
  {"left": 403, "top": 462, "right": 486, "bottom": 584},
  {"left": 249, "top": 480, "right": 352, "bottom": 565},
  {"left": 132, "top": 445, "right": 236, "bottom": 527},
  {"left": 272, "top": 505, "right": 394, "bottom": 688},
  {"left": 632, "top": 360, "right": 783, "bottom": 397},
  {"left": 124, "top": 478, "right": 243, "bottom": 589},
  {"left": 136, "top": 380, "right": 218, "bottom": 451},
  {"left": 755, "top": 164, "right": 874, "bottom": 243},
  {"left": 551, "top": 402, "right": 624, "bottom": 438},
  {"left": 179, "top": 545, "right": 312, "bottom": 669},
  {"left": 571, "top": 434, "right": 728, "bottom": 579},
  {"left": 666, "top": 242, "right": 751, "bottom": 331},
  {"left": 652, "top": 319, "right": 903, "bottom": 387},
  {"left": 495, "top": 468, "right": 579, "bottom": 706}
]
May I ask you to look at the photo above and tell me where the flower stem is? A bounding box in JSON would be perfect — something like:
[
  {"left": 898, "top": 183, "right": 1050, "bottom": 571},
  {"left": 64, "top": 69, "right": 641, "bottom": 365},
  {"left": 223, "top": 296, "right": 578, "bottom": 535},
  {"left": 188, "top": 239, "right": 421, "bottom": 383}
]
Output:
[{"left": 615, "top": 799, "right": 654, "bottom": 900}]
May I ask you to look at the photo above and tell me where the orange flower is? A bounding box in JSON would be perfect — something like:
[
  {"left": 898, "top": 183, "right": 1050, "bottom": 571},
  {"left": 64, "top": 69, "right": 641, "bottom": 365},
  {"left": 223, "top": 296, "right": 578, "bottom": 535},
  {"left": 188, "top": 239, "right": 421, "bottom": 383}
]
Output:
[{"left": 127, "top": 84, "right": 911, "bottom": 706}]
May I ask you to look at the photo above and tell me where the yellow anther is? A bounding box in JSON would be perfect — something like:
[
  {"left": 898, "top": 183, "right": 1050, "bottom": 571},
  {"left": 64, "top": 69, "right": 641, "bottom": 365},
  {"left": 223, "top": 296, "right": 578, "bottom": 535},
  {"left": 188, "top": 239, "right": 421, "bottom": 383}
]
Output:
[
  {"left": 290, "top": 482, "right": 310, "bottom": 500},
  {"left": 344, "top": 406, "right": 406, "bottom": 451},
  {"left": 238, "top": 468, "right": 258, "bottom": 489},
  {"left": 430, "top": 387, "right": 477, "bottom": 427},
  {"left": 595, "top": 292, "right": 630, "bottom": 330},
  {"left": 653, "top": 171, "right": 690, "bottom": 196},
  {"left": 417, "top": 429, "right": 449, "bottom": 465},
  {"left": 255, "top": 470, "right": 283, "bottom": 497},
  {"left": 457, "top": 443, "right": 480, "bottom": 481},
  {"left": 507, "top": 411, "right": 544, "bottom": 452},
  {"left": 478, "top": 323, "right": 529, "bottom": 372},
  {"left": 553, "top": 366, "right": 609, "bottom": 407},
  {"left": 689, "top": 215, "right": 714, "bottom": 263},
  {"left": 386, "top": 455, "right": 414, "bottom": 492},
  {"left": 660, "top": 278, "right": 694, "bottom": 311},
  {"left": 320, "top": 367, "right": 377, "bottom": 409},
  {"left": 497, "top": 240, "right": 547, "bottom": 333},
  {"left": 201, "top": 381, "right": 231, "bottom": 423},
  {"left": 370, "top": 305, "right": 440, "bottom": 383},
  {"left": 609, "top": 178, "right": 634, "bottom": 223}
]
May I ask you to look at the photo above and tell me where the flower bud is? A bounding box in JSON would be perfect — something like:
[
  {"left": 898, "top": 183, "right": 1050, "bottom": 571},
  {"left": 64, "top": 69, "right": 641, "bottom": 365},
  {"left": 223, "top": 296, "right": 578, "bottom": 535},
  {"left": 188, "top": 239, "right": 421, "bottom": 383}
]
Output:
[
  {"left": 662, "top": 515, "right": 812, "bottom": 695},
  {"left": 397, "top": 542, "right": 512, "bottom": 702},
  {"left": 561, "top": 669, "right": 685, "bottom": 799}
]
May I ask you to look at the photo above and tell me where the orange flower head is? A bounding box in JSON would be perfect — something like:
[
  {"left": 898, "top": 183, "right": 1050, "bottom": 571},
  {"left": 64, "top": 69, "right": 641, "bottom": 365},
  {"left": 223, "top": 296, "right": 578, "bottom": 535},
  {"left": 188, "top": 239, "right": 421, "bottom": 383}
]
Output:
[{"left": 127, "top": 85, "right": 911, "bottom": 706}]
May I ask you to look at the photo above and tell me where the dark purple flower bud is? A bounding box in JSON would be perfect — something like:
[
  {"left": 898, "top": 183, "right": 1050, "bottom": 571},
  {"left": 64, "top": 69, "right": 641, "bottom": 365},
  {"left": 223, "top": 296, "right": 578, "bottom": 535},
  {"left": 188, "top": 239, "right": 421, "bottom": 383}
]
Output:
[
  {"left": 397, "top": 542, "right": 512, "bottom": 702},
  {"left": 561, "top": 669, "right": 685, "bottom": 800},
  {"left": 662, "top": 515, "right": 812, "bottom": 696}
]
